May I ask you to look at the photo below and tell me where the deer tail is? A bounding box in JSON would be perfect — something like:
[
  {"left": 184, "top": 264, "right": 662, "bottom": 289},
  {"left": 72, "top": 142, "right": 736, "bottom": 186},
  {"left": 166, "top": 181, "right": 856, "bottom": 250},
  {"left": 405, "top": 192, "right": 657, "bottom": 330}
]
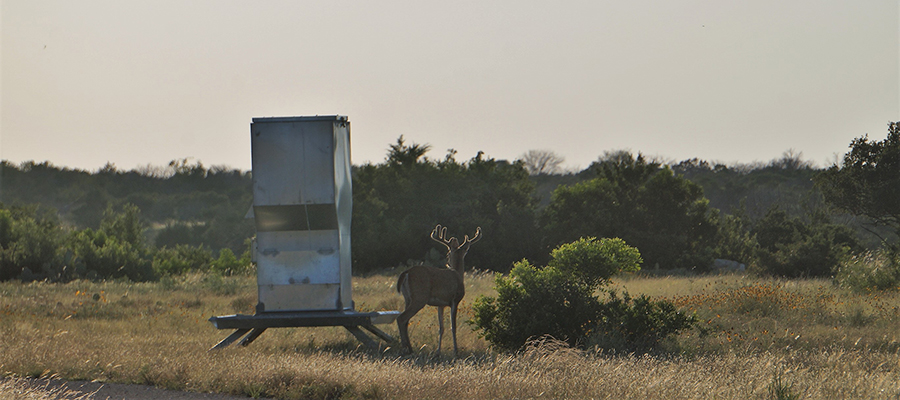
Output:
[{"left": 396, "top": 270, "right": 409, "bottom": 294}]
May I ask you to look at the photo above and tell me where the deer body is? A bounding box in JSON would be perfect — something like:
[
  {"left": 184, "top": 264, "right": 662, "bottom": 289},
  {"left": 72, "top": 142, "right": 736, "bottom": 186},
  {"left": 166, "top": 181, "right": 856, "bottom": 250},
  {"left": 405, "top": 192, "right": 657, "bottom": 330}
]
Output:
[{"left": 396, "top": 225, "right": 481, "bottom": 357}]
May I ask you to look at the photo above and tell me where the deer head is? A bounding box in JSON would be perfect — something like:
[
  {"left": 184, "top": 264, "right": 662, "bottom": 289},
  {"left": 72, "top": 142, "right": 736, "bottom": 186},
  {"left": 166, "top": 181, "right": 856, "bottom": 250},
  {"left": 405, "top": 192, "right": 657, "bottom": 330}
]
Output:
[{"left": 430, "top": 224, "right": 481, "bottom": 272}]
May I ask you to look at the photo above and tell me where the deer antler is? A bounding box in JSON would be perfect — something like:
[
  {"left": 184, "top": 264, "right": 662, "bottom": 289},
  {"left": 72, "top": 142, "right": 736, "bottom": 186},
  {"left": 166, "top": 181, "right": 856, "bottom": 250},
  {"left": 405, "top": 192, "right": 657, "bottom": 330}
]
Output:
[
  {"left": 462, "top": 227, "right": 482, "bottom": 249},
  {"left": 430, "top": 225, "right": 451, "bottom": 249}
]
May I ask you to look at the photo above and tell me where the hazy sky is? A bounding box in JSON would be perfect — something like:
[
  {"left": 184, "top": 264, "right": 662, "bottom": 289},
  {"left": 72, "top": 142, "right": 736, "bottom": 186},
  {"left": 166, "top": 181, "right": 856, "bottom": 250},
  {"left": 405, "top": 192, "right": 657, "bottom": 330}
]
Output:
[{"left": 2, "top": 1, "right": 898, "bottom": 172}]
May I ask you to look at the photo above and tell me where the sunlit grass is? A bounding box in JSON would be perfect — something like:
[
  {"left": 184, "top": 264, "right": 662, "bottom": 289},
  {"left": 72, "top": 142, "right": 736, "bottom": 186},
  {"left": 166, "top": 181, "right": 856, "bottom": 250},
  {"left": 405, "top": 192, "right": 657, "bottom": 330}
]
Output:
[
  {"left": 1, "top": 271, "right": 899, "bottom": 399},
  {"left": 0, "top": 377, "right": 96, "bottom": 400}
]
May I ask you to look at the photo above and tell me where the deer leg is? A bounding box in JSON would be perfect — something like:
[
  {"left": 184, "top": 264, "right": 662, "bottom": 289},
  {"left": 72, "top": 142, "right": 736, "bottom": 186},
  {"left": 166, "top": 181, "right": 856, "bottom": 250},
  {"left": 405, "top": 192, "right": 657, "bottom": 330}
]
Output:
[
  {"left": 436, "top": 306, "right": 445, "bottom": 355},
  {"left": 397, "top": 300, "right": 426, "bottom": 353},
  {"left": 450, "top": 302, "right": 459, "bottom": 358}
]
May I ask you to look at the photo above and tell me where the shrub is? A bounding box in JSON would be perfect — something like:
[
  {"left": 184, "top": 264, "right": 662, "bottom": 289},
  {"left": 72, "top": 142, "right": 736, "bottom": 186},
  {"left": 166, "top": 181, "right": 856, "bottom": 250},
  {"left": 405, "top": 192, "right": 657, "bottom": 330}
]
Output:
[
  {"left": 751, "top": 207, "right": 861, "bottom": 278},
  {"left": 754, "top": 233, "right": 850, "bottom": 278},
  {"left": 712, "top": 209, "right": 757, "bottom": 265},
  {"left": 0, "top": 208, "right": 66, "bottom": 281},
  {"left": 64, "top": 203, "right": 157, "bottom": 282},
  {"left": 100, "top": 204, "right": 146, "bottom": 249},
  {"left": 834, "top": 249, "right": 900, "bottom": 292},
  {"left": 68, "top": 229, "right": 154, "bottom": 281},
  {"left": 152, "top": 244, "right": 213, "bottom": 276},
  {"left": 471, "top": 260, "right": 600, "bottom": 351},
  {"left": 0, "top": 208, "right": 13, "bottom": 248},
  {"left": 202, "top": 273, "right": 241, "bottom": 296},
  {"left": 473, "top": 238, "right": 693, "bottom": 352},
  {"left": 592, "top": 290, "right": 698, "bottom": 352},
  {"left": 210, "top": 248, "right": 240, "bottom": 275},
  {"left": 210, "top": 247, "right": 254, "bottom": 276},
  {"left": 548, "top": 237, "right": 642, "bottom": 288}
]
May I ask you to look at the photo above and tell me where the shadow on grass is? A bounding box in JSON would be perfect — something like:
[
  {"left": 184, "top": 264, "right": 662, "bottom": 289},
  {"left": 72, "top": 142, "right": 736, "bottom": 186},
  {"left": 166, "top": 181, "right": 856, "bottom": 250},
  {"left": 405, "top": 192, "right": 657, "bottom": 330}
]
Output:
[{"left": 264, "top": 335, "right": 500, "bottom": 369}]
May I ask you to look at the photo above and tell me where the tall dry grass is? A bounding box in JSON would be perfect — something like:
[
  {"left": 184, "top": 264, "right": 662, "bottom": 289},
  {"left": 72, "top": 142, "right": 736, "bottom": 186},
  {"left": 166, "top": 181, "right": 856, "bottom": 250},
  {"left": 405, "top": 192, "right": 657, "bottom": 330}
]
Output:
[
  {"left": 1, "top": 270, "right": 899, "bottom": 399},
  {"left": 0, "top": 377, "right": 96, "bottom": 400}
]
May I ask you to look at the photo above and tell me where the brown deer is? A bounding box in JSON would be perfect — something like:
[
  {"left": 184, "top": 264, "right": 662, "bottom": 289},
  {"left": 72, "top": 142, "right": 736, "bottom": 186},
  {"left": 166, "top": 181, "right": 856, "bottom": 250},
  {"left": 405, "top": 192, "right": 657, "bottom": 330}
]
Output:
[{"left": 396, "top": 224, "right": 481, "bottom": 356}]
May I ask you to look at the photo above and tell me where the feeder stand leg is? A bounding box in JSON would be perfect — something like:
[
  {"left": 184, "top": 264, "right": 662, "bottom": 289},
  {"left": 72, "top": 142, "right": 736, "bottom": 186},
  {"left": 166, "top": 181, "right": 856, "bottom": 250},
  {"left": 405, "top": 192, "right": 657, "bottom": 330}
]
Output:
[
  {"left": 210, "top": 329, "right": 251, "bottom": 351},
  {"left": 344, "top": 326, "right": 378, "bottom": 349},
  {"left": 239, "top": 328, "right": 267, "bottom": 347},
  {"left": 361, "top": 323, "right": 396, "bottom": 344}
]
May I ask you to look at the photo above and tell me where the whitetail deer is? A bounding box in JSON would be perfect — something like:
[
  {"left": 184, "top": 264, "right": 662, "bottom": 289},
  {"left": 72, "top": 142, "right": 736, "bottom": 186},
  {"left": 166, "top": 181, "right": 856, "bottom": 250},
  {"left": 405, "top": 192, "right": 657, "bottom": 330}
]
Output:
[{"left": 396, "top": 224, "right": 481, "bottom": 356}]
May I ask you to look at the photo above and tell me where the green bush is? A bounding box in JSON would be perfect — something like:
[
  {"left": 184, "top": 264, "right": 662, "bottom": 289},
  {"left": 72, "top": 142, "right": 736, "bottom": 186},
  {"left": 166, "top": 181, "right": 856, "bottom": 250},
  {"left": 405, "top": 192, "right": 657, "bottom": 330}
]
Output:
[
  {"left": 152, "top": 244, "right": 213, "bottom": 276},
  {"left": 64, "top": 203, "right": 156, "bottom": 282},
  {"left": 100, "top": 204, "right": 146, "bottom": 249},
  {"left": 210, "top": 247, "right": 254, "bottom": 276},
  {"left": 751, "top": 207, "right": 861, "bottom": 278},
  {"left": 1, "top": 201, "right": 256, "bottom": 282},
  {"left": 712, "top": 209, "right": 756, "bottom": 265},
  {"left": 473, "top": 237, "right": 693, "bottom": 352},
  {"left": 68, "top": 229, "right": 154, "bottom": 281},
  {"left": 592, "top": 290, "right": 698, "bottom": 352},
  {"left": 0, "top": 207, "right": 66, "bottom": 281},
  {"left": 548, "top": 237, "right": 642, "bottom": 288},
  {"left": 834, "top": 249, "right": 900, "bottom": 292},
  {"left": 470, "top": 260, "right": 600, "bottom": 351},
  {"left": 755, "top": 234, "right": 849, "bottom": 278}
]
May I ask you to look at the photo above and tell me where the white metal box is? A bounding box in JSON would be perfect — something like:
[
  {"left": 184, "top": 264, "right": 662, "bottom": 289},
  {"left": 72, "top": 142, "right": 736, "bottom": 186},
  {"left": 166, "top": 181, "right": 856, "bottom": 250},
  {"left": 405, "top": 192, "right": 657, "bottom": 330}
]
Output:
[{"left": 250, "top": 116, "right": 352, "bottom": 312}]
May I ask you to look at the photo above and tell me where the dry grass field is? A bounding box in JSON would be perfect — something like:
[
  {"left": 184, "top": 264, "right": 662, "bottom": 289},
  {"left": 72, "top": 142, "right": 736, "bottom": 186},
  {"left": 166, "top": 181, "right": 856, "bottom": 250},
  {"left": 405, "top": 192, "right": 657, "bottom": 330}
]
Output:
[{"left": 2, "top": 270, "right": 899, "bottom": 399}]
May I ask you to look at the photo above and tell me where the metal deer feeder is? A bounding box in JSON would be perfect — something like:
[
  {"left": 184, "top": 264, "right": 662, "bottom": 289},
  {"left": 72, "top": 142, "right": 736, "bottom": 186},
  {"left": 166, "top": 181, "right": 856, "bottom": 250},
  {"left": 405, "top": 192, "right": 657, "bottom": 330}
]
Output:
[{"left": 209, "top": 115, "right": 399, "bottom": 350}]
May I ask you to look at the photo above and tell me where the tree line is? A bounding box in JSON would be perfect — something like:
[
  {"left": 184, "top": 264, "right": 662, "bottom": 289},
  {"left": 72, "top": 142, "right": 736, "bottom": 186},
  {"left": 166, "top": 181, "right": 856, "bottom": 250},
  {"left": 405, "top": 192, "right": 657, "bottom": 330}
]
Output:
[{"left": 1, "top": 124, "right": 898, "bottom": 282}]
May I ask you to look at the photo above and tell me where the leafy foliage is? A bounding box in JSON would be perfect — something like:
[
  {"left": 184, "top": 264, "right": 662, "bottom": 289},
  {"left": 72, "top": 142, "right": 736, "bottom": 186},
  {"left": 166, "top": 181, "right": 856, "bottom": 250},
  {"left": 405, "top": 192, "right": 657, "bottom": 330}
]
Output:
[
  {"left": 0, "top": 205, "right": 66, "bottom": 280},
  {"left": 352, "top": 137, "right": 539, "bottom": 273},
  {"left": 0, "top": 201, "right": 253, "bottom": 282},
  {"left": 210, "top": 247, "right": 254, "bottom": 276},
  {"left": 834, "top": 249, "right": 900, "bottom": 292},
  {"left": 1, "top": 134, "right": 890, "bottom": 286},
  {"left": 711, "top": 206, "right": 757, "bottom": 264},
  {"left": 100, "top": 204, "right": 147, "bottom": 249},
  {"left": 0, "top": 159, "right": 254, "bottom": 255},
  {"left": 471, "top": 237, "right": 695, "bottom": 352},
  {"left": 547, "top": 237, "right": 642, "bottom": 288},
  {"left": 541, "top": 151, "right": 717, "bottom": 270},
  {"left": 470, "top": 260, "right": 601, "bottom": 351},
  {"left": 673, "top": 150, "right": 822, "bottom": 222},
  {"left": 153, "top": 244, "right": 254, "bottom": 277},
  {"left": 68, "top": 228, "right": 153, "bottom": 281},
  {"left": 592, "top": 290, "right": 699, "bottom": 352},
  {"left": 67, "top": 205, "right": 154, "bottom": 281},
  {"left": 751, "top": 207, "right": 861, "bottom": 278},
  {"left": 816, "top": 122, "right": 900, "bottom": 244},
  {"left": 152, "top": 244, "right": 214, "bottom": 276}
]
